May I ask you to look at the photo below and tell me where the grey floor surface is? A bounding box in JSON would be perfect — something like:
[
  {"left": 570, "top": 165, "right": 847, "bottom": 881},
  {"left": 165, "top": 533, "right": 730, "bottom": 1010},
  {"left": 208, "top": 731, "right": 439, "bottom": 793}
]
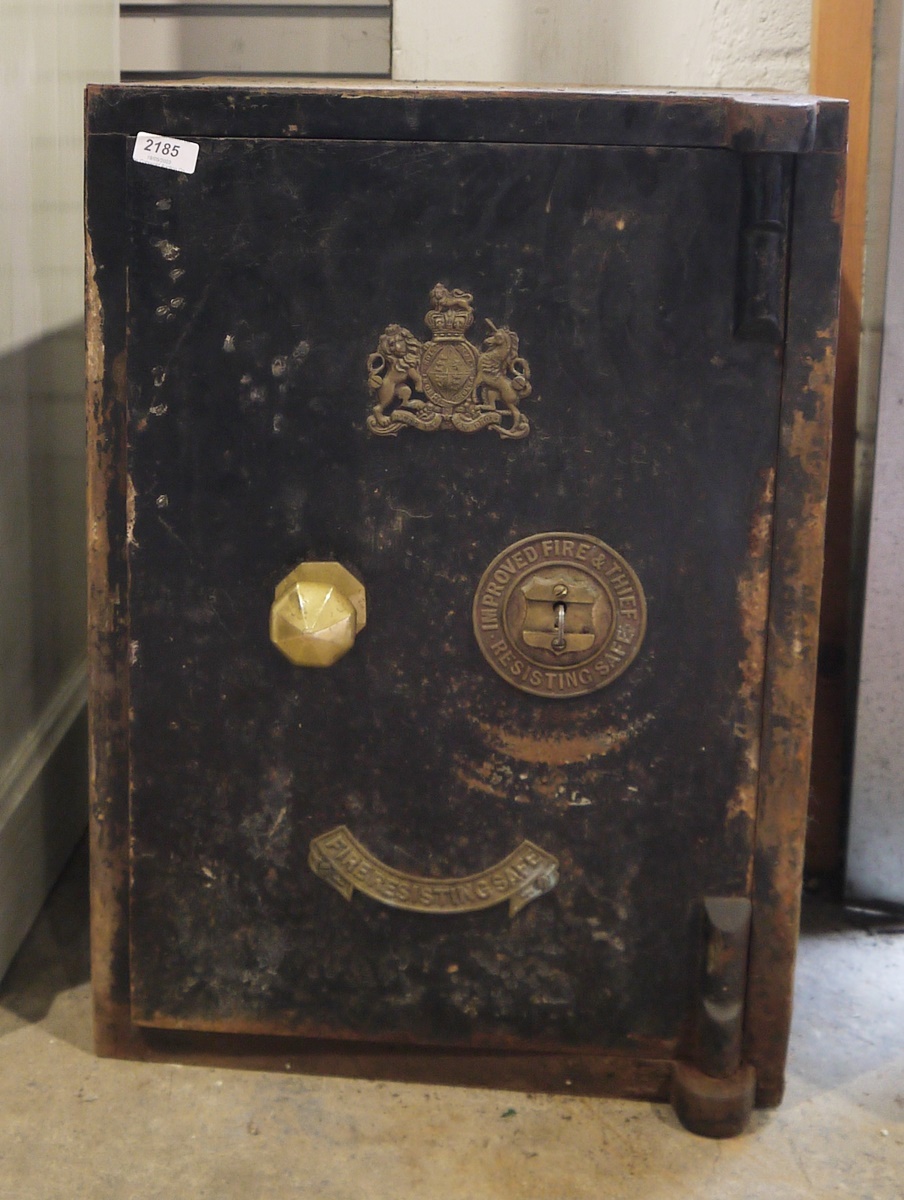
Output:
[{"left": 1, "top": 843, "right": 902, "bottom": 1199}]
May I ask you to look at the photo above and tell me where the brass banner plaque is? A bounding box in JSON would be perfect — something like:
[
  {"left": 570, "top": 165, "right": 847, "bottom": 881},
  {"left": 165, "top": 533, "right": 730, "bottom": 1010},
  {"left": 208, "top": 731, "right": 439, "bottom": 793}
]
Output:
[
  {"left": 366, "top": 284, "right": 533, "bottom": 439},
  {"left": 473, "top": 532, "right": 647, "bottom": 699},
  {"left": 309, "top": 826, "right": 559, "bottom": 916}
]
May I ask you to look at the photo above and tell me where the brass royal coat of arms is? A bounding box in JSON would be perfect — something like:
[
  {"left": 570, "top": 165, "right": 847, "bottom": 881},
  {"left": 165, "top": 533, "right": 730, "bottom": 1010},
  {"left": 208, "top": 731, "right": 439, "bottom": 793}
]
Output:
[{"left": 366, "top": 285, "right": 533, "bottom": 439}]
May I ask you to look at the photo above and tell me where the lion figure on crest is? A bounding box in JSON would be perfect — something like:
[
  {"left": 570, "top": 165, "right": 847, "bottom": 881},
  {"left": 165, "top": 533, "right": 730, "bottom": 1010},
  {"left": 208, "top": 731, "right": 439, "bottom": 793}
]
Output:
[{"left": 367, "top": 323, "right": 424, "bottom": 417}]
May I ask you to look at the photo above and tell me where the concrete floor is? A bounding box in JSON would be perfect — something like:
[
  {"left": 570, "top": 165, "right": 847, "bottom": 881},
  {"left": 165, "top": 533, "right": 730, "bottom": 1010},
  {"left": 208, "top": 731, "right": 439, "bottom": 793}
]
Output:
[{"left": 1, "top": 845, "right": 902, "bottom": 1199}]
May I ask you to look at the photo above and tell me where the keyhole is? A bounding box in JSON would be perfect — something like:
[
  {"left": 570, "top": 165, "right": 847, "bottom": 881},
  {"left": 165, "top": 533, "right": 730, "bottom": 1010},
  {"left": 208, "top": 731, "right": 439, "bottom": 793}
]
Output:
[{"left": 551, "top": 583, "right": 568, "bottom": 651}]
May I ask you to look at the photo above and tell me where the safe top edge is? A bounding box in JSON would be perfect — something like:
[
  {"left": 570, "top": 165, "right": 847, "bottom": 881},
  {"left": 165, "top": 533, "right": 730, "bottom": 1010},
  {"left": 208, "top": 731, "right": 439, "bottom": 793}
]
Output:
[{"left": 85, "top": 82, "right": 848, "bottom": 155}]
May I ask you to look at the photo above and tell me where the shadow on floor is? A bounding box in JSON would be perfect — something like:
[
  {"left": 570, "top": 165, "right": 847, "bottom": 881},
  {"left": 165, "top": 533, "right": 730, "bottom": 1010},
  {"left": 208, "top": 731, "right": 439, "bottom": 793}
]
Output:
[{"left": 0, "top": 836, "right": 90, "bottom": 1034}]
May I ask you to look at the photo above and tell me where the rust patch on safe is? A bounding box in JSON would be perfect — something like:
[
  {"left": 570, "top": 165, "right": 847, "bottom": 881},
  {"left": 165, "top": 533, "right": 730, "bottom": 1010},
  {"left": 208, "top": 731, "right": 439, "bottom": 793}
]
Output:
[
  {"left": 87, "top": 223, "right": 134, "bottom": 1051},
  {"left": 480, "top": 713, "right": 654, "bottom": 765},
  {"left": 126, "top": 476, "right": 139, "bottom": 548},
  {"left": 759, "top": 362, "right": 836, "bottom": 846},
  {"left": 727, "top": 467, "right": 775, "bottom": 826},
  {"left": 452, "top": 763, "right": 508, "bottom": 800},
  {"left": 309, "top": 826, "right": 559, "bottom": 916},
  {"left": 749, "top": 295, "right": 839, "bottom": 1106},
  {"left": 756, "top": 392, "right": 833, "bottom": 849}
]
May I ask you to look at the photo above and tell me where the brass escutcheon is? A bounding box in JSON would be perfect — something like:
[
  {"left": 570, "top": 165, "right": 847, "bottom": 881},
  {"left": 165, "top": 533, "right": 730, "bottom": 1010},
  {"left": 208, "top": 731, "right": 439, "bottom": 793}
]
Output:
[
  {"left": 309, "top": 826, "right": 559, "bottom": 916},
  {"left": 366, "top": 284, "right": 533, "bottom": 439},
  {"left": 472, "top": 532, "right": 646, "bottom": 698}
]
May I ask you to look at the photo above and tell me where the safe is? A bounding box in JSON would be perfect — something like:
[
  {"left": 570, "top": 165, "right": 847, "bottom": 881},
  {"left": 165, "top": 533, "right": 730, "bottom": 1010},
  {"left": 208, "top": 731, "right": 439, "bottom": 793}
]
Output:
[{"left": 86, "top": 83, "right": 845, "bottom": 1137}]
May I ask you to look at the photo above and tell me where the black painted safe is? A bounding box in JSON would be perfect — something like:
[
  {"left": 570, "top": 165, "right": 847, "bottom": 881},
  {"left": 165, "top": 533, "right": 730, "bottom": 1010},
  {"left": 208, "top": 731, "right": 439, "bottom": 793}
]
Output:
[{"left": 87, "top": 84, "right": 844, "bottom": 1137}]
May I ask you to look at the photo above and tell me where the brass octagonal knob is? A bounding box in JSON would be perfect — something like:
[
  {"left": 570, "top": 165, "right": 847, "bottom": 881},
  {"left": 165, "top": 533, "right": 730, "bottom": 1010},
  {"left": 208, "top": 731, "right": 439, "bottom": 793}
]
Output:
[{"left": 270, "top": 561, "right": 366, "bottom": 667}]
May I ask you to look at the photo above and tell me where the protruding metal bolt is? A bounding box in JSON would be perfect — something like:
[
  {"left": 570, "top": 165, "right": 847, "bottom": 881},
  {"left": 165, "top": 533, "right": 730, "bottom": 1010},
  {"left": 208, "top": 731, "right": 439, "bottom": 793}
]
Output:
[{"left": 551, "top": 602, "right": 567, "bottom": 652}]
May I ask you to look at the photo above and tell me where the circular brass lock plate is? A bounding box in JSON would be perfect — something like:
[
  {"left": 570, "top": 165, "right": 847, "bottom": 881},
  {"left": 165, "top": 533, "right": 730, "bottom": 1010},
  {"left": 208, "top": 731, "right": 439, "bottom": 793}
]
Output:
[{"left": 472, "top": 532, "right": 647, "bottom": 698}]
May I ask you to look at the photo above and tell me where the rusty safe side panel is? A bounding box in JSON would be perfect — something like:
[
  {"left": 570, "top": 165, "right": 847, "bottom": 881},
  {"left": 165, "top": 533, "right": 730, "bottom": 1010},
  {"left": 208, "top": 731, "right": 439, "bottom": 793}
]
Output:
[
  {"left": 746, "top": 150, "right": 844, "bottom": 1106},
  {"left": 124, "top": 139, "right": 780, "bottom": 1052},
  {"left": 86, "top": 130, "right": 140, "bottom": 1056}
]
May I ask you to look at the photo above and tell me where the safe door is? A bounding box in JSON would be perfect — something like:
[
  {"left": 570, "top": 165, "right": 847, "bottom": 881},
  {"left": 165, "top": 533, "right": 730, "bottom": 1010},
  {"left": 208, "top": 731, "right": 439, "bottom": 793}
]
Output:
[{"left": 87, "top": 85, "right": 844, "bottom": 1138}]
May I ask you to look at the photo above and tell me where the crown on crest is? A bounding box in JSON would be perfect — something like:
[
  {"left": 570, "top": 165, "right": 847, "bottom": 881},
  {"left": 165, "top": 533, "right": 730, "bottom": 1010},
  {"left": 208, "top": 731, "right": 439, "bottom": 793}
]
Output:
[{"left": 424, "top": 283, "right": 475, "bottom": 337}]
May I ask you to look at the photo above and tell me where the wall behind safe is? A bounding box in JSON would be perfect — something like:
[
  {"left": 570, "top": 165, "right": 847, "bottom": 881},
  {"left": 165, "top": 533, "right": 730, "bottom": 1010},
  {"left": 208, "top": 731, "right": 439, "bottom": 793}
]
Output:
[
  {"left": 848, "top": 9, "right": 904, "bottom": 908},
  {"left": 392, "top": 0, "right": 811, "bottom": 89},
  {"left": 119, "top": 0, "right": 391, "bottom": 79},
  {"left": 0, "top": 0, "right": 118, "bottom": 980}
]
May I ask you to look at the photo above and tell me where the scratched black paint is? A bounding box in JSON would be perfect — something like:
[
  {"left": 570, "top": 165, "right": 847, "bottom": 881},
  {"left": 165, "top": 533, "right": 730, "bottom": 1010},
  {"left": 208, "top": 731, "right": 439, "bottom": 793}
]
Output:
[{"left": 120, "top": 133, "right": 785, "bottom": 1050}]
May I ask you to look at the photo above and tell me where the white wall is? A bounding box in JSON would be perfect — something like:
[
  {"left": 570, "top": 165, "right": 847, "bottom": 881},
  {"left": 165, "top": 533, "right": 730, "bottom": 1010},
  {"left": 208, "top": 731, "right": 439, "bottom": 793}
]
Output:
[
  {"left": 119, "top": 0, "right": 390, "bottom": 79},
  {"left": 1, "top": 1, "right": 118, "bottom": 355},
  {"left": 848, "top": 14, "right": 904, "bottom": 908},
  {"left": 0, "top": 0, "right": 118, "bottom": 979},
  {"left": 393, "top": 0, "right": 810, "bottom": 91}
]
